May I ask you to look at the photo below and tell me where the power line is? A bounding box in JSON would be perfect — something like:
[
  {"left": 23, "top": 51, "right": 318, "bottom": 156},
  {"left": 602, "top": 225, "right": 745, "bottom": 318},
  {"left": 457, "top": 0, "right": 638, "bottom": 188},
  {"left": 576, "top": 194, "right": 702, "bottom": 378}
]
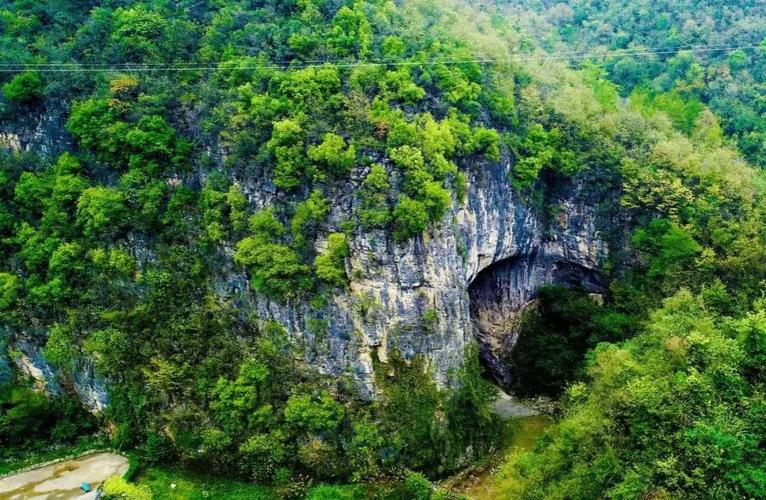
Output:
[
  {"left": 0, "top": 43, "right": 761, "bottom": 73},
  {"left": 0, "top": 42, "right": 754, "bottom": 67}
]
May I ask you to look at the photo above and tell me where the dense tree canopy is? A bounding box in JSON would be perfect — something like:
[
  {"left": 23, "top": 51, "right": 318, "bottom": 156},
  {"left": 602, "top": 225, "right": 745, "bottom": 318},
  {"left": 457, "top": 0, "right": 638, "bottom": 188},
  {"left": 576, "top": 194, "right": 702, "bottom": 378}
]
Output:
[{"left": 0, "top": 0, "right": 765, "bottom": 496}]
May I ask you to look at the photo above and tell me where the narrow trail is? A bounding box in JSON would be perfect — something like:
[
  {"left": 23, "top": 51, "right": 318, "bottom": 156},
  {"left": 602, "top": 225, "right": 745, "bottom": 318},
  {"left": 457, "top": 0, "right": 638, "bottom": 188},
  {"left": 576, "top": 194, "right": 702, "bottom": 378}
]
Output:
[
  {"left": 440, "top": 390, "right": 553, "bottom": 499},
  {"left": 441, "top": 414, "right": 553, "bottom": 499},
  {"left": 491, "top": 391, "right": 541, "bottom": 419},
  {"left": 0, "top": 452, "right": 129, "bottom": 500}
]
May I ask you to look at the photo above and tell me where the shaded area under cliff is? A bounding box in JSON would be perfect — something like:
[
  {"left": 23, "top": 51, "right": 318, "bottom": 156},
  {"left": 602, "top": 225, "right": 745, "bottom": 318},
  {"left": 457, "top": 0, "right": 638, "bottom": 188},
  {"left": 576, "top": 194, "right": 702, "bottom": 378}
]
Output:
[{"left": 468, "top": 253, "right": 607, "bottom": 392}]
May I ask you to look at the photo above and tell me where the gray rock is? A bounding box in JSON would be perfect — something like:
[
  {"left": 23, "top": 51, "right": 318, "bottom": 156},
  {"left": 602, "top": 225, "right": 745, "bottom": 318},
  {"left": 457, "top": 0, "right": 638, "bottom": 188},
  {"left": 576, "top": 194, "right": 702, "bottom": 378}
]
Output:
[
  {"left": 219, "top": 156, "right": 607, "bottom": 400},
  {"left": 3, "top": 112, "right": 609, "bottom": 410}
]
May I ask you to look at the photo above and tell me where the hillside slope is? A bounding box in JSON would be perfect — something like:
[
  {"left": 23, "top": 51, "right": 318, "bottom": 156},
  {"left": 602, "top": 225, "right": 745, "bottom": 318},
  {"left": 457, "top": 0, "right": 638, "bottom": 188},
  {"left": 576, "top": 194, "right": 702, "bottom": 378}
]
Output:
[{"left": 0, "top": 0, "right": 764, "bottom": 493}]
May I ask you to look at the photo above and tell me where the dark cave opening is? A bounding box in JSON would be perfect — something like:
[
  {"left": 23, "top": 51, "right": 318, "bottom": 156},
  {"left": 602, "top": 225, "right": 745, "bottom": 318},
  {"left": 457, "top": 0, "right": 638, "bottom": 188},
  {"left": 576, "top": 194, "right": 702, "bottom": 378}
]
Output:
[{"left": 468, "top": 254, "right": 607, "bottom": 393}]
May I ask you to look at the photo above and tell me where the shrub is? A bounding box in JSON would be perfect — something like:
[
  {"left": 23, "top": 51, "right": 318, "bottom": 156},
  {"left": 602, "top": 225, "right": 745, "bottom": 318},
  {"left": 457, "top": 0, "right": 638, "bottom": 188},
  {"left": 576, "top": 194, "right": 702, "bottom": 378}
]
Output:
[
  {"left": 284, "top": 391, "right": 344, "bottom": 434},
  {"left": 77, "top": 187, "right": 128, "bottom": 238},
  {"left": 315, "top": 233, "right": 349, "bottom": 288},
  {"left": 101, "top": 476, "right": 153, "bottom": 500},
  {"left": 267, "top": 119, "right": 306, "bottom": 190},
  {"left": 307, "top": 133, "right": 356, "bottom": 180},
  {"left": 235, "top": 210, "right": 313, "bottom": 299},
  {"left": 404, "top": 471, "right": 434, "bottom": 500},
  {"left": 358, "top": 164, "right": 392, "bottom": 229},
  {"left": 239, "top": 432, "right": 288, "bottom": 483},
  {"left": 292, "top": 191, "right": 331, "bottom": 248},
  {"left": 2, "top": 72, "right": 44, "bottom": 103},
  {"left": 392, "top": 196, "right": 429, "bottom": 241}
]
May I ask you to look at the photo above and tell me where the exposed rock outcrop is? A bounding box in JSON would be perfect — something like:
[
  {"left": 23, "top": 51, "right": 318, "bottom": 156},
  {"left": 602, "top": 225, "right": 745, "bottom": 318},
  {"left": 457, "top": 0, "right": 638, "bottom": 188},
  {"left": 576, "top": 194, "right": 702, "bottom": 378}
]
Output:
[
  {"left": 3, "top": 111, "right": 609, "bottom": 409},
  {"left": 216, "top": 155, "right": 608, "bottom": 399}
]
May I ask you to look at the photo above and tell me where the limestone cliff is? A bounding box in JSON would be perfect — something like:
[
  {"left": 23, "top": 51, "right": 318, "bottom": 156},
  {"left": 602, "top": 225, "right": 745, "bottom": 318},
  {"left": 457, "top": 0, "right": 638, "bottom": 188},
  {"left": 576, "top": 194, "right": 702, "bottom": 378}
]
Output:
[{"left": 3, "top": 111, "right": 610, "bottom": 410}]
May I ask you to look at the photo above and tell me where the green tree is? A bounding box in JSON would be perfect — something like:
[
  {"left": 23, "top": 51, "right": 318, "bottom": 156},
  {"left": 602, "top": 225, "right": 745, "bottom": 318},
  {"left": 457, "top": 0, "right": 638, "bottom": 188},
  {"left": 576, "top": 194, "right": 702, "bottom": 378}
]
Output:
[
  {"left": 307, "top": 133, "right": 356, "bottom": 181},
  {"left": 358, "top": 164, "right": 391, "bottom": 229},
  {"left": 267, "top": 119, "right": 306, "bottom": 190},
  {"left": 111, "top": 6, "right": 170, "bottom": 62},
  {"left": 2, "top": 71, "right": 44, "bottom": 103},
  {"left": 392, "top": 196, "right": 429, "bottom": 241},
  {"left": 235, "top": 209, "right": 312, "bottom": 299},
  {"left": 284, "top": 391, "right": 344, "bottom": 434},
  {"left": 77, "top": 187, "right": 128, "bottom": 238},
  {"left": 291, "top": 190, "right": 331, "bottom": 248},
  {"left": 315, "top": 233, "right": 349, "bottom": 288}
]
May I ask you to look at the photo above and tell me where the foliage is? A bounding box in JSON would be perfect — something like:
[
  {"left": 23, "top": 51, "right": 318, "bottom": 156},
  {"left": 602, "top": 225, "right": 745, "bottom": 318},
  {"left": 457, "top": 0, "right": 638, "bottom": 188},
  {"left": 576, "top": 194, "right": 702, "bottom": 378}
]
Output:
[
  {"left": 284, "top": 391, "right": 344, "bottom": 434},
  {"left": 77, "top": 187, "right": 128, "bottom": 238},
  {"left": 235, "top": 210, "right": 313, "bottom": 299},
  {"left": 509, "top": 290, "right": 766, "bottom": 499},
  {"left": 511, "top": 124, "right": 578, "bottom": 190},
  {"left": 404, "top": 471, "right": 434, "bottom": 500},
  {"left": 1, "top": 0, "right": 766, "bottom": 496},
  {"left": 506, "top": 0, "right": 766, "bottom": 166},
  {"left": 392, "top": 196, "right": 429, "bottom": 241},
  {"left": 510, "top": 286, "right": 636, "bottom": 396},
  {"left": 0, "top": 379, "right": 96, "bottom": 450},
  {"left": 307, "top": 133, "right": 356, "bottom": 181},
  {"left": 133, "top": 466, "right": 273, "bottom": 499},
  {"left": 358, "top": 164, "right": 392, "bottom": 229},
  {"left": 376, "top": 350, "right": 502, "bottom": 477},
  {"left": 291, "top": 190, "right": 331, "bottom": 249},
  {"left": 315, "top": 233, "right": 350, "bottom": 288},
  {"left": 102, "top": 476, "right": 153, "bottom": 500},
  {"left": 2, "top": 71, "right": 44, "bottom": 103}
]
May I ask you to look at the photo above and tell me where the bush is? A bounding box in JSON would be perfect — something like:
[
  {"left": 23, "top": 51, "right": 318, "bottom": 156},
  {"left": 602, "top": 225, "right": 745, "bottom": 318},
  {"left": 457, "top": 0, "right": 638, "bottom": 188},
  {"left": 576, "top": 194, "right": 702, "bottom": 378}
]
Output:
[
  {"left": 284, "top": 391, "right": 344, "bottom": 434},
  {"left": 2, "top": 72, "right": 44, "bottom": 103},
  {"left": 101, "top": 476, "right": 153, "bottom": 500},
  {"left": 404, "top": 471, "right": 434, "bottom": 500},
  {"left": 307, "top": 133, "right": 356, "bottom": 180},
  {"left": 358, "top": 164, "right": 392, "bottom": 229},
  {"left": 315, "top": 233, "right": 349, "bottom": 288},
  {"left": 235, "top": 210, "right": 313, "bottom": 299},
  {"left": 239, "top": 432, "right": 288, "bottom": 483},
  {"left": 510, "top": 286, "right": 632, "bottom": 396},
  {"left": 291, "top": 191, "right": 331, "bottom": 248},
  {"left": 393, "top": 196, "right": 429, "bottom": 241},
  {"left": 77, "top": 187, "right": 128, "bottom": 238}
]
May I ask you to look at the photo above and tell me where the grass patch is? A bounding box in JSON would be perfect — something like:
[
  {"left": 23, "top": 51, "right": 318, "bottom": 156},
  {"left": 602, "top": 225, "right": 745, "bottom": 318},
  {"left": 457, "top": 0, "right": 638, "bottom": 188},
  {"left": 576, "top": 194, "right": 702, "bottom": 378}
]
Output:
[
  {"left": 440, "top": 415, "right": 553, "bottom": 499},
  {"left": 135, "top": 466, "right": 274, "bottom": 499},
  {"left": 135, "top": 467, "right": 413, "bottom": 499},
  {"left": 0, "top": 436, "right": 107, "bottom": 476},
  {"left": 306, "top": 483, "right": 369, "bottom": 499}
]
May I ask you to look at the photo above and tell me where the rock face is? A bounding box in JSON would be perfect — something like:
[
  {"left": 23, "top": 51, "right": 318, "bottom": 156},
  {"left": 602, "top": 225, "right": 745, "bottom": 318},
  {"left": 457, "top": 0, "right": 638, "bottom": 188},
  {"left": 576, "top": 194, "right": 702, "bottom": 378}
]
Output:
[
  {"left": 3, "top": 111, "right": 609, "bottom": 409},
  {"left": 0, "top": 104, "right": 71, "bottom": 156},
  {"left": 217, "top": 155, "right": 609, "bottom": 400}
]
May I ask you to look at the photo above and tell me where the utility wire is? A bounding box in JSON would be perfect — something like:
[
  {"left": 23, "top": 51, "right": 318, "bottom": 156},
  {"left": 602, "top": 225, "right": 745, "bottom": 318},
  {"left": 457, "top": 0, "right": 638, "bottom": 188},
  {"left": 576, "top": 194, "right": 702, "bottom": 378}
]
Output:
[
  {"left": 0, "top": 43, "right": 762, "bottom": 73},
  {"left": 0, "top": 42, "right": 755, "bottom": 67}
]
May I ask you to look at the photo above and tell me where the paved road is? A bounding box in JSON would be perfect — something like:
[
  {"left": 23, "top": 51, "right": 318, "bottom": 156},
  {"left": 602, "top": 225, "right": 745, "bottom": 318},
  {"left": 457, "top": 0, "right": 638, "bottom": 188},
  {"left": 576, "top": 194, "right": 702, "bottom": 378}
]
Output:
[{"left": 0, "top": 452, "right": 129, "bottom": 500}]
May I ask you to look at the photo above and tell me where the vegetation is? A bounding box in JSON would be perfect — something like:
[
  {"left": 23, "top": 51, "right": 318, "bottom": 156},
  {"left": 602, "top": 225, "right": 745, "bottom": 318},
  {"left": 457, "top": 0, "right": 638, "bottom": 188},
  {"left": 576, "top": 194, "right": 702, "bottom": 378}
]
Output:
[
  {"left": 505, "top": 0, "right": 766, "bottom": 167},
  {"left": 0, "top": 378, "right": 97, "bottom": 469},
  {"left": 507, "top": 291, "right": 766, "bottom": 499},
  {"left": 0, "top": 0, "right": 765, "bottom": 498},
  {"left": 510, "top": 286, "right": 637, "bottom": 397}
]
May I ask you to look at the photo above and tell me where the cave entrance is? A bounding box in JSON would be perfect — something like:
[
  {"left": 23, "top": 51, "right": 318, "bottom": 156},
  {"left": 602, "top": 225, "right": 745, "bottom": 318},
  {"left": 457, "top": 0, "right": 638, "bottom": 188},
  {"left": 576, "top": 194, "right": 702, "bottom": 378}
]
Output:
[{"left": 468, "top": 253, "right": 606, "bottom": 392}]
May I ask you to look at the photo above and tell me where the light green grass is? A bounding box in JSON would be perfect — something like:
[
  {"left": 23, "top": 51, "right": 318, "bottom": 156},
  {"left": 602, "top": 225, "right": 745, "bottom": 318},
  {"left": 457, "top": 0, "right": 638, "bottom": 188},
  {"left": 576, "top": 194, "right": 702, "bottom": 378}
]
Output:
[
  {"left": 441, "top": 415, "right": 553, "bottom": 499},
  {"left": 135, "top": 467, "right": 274, "bottom": 499},
  {"left": 136, "top": 467, "right": 390, "bottom": 499},
  {"left": 0, "top": 436, "right": 106, "bottom": 476}
]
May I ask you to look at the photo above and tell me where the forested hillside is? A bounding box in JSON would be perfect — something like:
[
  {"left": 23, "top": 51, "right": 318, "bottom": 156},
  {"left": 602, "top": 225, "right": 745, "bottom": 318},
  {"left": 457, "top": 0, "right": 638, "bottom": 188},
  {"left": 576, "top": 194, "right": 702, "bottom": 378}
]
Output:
[
  {"left": 0, "top": 1, "right": 764, "bottom": 498},
  {"left": 505, "top": 0, "right": 766, "bottom": 167}
]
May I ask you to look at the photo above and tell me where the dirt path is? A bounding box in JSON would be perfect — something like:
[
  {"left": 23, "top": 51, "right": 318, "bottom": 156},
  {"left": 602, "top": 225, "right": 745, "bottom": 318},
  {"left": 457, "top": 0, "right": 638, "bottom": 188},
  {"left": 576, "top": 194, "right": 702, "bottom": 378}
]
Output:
[
  {"left": 0, "top": 452, "right": 129, "bottom": 500},
  {"left": 440, "top": 414, "right": 553, "bottom": 499},
  {"left": 491, "top": 391, "right": 540, "bottom": 419}
]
